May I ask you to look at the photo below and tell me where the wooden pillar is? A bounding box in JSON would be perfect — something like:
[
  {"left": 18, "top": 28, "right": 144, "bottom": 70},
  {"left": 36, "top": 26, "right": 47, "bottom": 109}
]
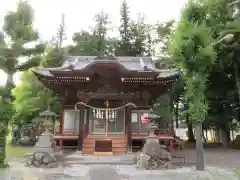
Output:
[
  {"left": 85, "top": 108, "right": 90, "bottom": 136},
  {"left": 77, "top": 105, "right": 84, "bottom": 151},
  {"left": 60, "top": 96, "right": 64, "bottom": 134},
  {"left": 125, "top": 106, "right": 132, "bottom": 152}
]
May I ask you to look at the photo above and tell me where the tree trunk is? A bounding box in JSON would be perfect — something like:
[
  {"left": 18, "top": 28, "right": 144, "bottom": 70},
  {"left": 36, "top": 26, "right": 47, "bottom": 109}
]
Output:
[
  {"left": 205, "top": 129, "right": 208, "bottom": 142},
  {"left": 233, "top": 55, "right": 240, "bottom": 119},
  {"left": 234, "top": 61, "right": 240, "bottom": 112},
  {"left": 202, "top": 128, "right": 207, "bottom": 143},
  {"left": 5, "top": 73, "right": 15, "bottom": 97},
  {"left": 2, "top": 73, "right": 14, "bottom": 166},
  {"left": 0, "top": 124, "right": 7, "bottom": 167},
  {"left": 186, "top": 113, "right": 196, "bottom": 142},
  {"left": 219, "top": 128, "right": 230, "bottom": 148},
  {"left": 185, "top": 102, "right": 196, "bottom": 142},
  {"left": 216, "top": 129, "right": 219, "bottom": 142},
  {"left": 175, "top": 98, "right": 179, "bottom": 128},
  {"left": 231, "top": 129, "right": 235, "bottom": 141},
  {"left": 210, "top": 130, "right": 214, "bottom": 142},
  {"left": 195, "top": 123, "right": 205, "bottom": 171}
]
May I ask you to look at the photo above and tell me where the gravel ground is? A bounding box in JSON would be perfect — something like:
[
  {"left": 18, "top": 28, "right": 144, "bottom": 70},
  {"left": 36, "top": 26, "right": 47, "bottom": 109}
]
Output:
[
  {"left": 1, "top": 148, "right": 240, "bottom": 180},
  {"left": 1, "top": 164, "right": 240, "bottom": 180}
]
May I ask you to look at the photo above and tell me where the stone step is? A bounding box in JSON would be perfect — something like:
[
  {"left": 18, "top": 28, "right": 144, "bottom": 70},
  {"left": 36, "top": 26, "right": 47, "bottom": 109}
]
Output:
[
  {"left": 93, "top": 152, "right": 113, "bottom": 156},
  {"left": 64, "top": 153, "right": 136, "bottom": 165},
  {"left": 64, "top": 159, "right": 135, "bottom": 165}
]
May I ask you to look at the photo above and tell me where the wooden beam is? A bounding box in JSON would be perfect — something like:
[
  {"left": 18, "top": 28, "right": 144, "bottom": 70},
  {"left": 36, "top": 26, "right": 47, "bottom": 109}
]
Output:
[{"left": 77, "top": 92, "right": 136, "bottom": 100}]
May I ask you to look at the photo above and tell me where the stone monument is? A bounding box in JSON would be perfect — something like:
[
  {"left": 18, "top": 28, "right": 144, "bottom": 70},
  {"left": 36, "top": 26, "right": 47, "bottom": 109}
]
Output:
[{"left": 136, "top": 114, "right": 172, "bottom": 169}]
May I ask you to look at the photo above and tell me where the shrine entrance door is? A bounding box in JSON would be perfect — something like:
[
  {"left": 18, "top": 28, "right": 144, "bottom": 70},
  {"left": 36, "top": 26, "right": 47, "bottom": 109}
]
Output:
[{"left": 89, "top": 108, "right": 125, "bottom": 136}]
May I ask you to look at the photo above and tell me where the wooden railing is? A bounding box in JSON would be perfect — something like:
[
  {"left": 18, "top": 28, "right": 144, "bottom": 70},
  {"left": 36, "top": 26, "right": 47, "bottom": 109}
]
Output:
[{"left": 132, "top": 129, "right": 173, "bottom": 136}]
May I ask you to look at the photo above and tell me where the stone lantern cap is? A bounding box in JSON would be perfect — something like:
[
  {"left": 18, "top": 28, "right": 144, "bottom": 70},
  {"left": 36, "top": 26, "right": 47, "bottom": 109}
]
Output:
[
  {"left": 145, "top": 114, "right": 161, "bottom": 128},
  {"left": 39, "top": 107, "right": 57, "bottom": 117},
  {"left": 144, "top": 114, "right": 161, "bottom": 120}
]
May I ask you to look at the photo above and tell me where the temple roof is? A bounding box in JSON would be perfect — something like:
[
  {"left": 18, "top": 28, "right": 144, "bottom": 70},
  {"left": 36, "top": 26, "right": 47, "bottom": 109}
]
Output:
[{"left": 33, "top": 56, "right": 180, "bottom": 79}]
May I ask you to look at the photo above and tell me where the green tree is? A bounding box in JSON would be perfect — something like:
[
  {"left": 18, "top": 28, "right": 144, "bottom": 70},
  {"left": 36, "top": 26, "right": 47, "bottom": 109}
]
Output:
[
  {"left": 222, "top": 20, "right": 240, "bottom": 119},
  {"left": 193, "top": 0, "right": 240, "bottom": 143},
  {"left": 155, "top": 20, "right": 175, "bottom": 68},
  {"left": 168, "top": 0, "right": 216, "bottom": 170},
  {"left": 68, "top": 30, "right": 100, "bottom": 56},
  {"left": 130, "top": 14, "right": 148, "bottom": 56},
  {"left": 0, "top": 1, "right": 45, "bottom": 167},
  {"left": 116, "top": 0, "right": 133, "bottom": 56},
  {"left": 0, "top": 1, "right": 45, "bottom": 95},
  {"left": 0, "top": 86, "right": 14, "bottom": 167},
  {"left": 12, "top": 14, "right": 68, "bottom": 125},
  {"left": 68, "top": 11, "right": 114, "bottom": 56},
  {"left": 12, "top": 70, "right": 60, "bottom": 125},
  {"left": 92, "top": 11, "right": 109, "bottom": 54}
]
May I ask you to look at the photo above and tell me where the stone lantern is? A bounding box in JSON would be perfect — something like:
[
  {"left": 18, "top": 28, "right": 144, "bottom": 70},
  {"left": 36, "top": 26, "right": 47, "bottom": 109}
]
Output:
[
  {"left": 39, "top": 106, "right": 57, "bottom": 133},
  {"left": 145, "top": 113, "right": 160, "bottom": 142},
  {"left": 137, "top": 113, "right": 172, "bottom": 169}
]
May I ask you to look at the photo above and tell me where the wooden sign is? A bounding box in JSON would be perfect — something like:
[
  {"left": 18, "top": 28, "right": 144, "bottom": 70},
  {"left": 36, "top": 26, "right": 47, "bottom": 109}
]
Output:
[{"left": 175, "top": 128, "right": 186, "bottom": 138}]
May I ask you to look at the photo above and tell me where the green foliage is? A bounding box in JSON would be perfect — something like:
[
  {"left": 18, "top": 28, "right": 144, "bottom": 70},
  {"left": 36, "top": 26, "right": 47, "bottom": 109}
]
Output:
[
  {"left": 153, "top": 94, "right": 172, "bottom": 128},
  {"left": 169, "top": 22, "right": 216, "bottom": 73},
  {"left": 155, "top": 20, "right": 176, "bottom": 70},
  {"left": 68, "top": 12, "right": 118, "bottom": 56},
  {"left": 0, "top": 86, "right": 12, "bottom": 167},
  {"left": 168, "top": 0, "right": 216, "bottom": 124},
  {"left": 0, "top": 124, "right": 7, "bottom": 166},
  {"left": 0, "top": 1, "right": 45, "bottom": 92},
  {"left": 40, "top": 46, "right": 67, "bottom": 67},
  {"left": 129, "top": 15, "right": 149, "bottom": 56},
  {"left": 202, "top": 0, "right": 240, "bottom": 128},
  {"left": 117, "top": 0, "right": 133, "bottom": 56},
  {"left": 11, "top": 13, "right": 68, "bottom": 125},
  {"left": 12, "top": 70, "right": 60, "bottom": 125},
  {"left": 68, "top": 31, "right": 100, "bottom": 56}
]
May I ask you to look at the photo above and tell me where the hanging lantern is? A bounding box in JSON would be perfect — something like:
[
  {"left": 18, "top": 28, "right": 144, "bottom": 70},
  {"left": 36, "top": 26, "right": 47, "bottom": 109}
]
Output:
[{"left": 140, "top": 113, "right": 149, "bottom": 124}]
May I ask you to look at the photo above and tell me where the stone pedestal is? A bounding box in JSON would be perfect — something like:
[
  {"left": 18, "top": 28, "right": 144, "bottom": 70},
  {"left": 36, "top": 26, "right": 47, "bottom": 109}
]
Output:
[
  {"left": 24, "top": 129, "right": 62, "bottom": 168},
  {"left": 33, "top": 129, "right": 53, "bottom": 153},
  {"left": 136, "top": 122, "right": 172, "bottom": 169}
]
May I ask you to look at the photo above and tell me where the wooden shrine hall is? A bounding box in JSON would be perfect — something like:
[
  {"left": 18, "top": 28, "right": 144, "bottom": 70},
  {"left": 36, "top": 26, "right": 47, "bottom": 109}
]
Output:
[{"left": 33, "top": 56, "right": 180, "bottom": 155}]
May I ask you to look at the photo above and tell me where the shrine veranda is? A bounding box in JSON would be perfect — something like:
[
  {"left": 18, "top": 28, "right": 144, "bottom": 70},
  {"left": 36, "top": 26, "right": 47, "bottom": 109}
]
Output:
[{"left": 33, "top": 56, "right": 179, "bottom": 155}]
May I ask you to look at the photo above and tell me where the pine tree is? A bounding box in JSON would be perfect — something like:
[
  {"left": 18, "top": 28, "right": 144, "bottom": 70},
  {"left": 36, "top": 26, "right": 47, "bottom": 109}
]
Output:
[
  {"left": 0, "top": 1, "right": 45, "bottom": 94},
  {"left": 92, "top": 11, "right": 109, "bottom": 55},
  {"left": 56, "top": 14, "right": 67, "bottom": 49},
  {"left": 116, "top": 0, "right": 133, "bottom": 56},
  {"left": 130, "top": 14, "right": 148, "bottom": 56}
]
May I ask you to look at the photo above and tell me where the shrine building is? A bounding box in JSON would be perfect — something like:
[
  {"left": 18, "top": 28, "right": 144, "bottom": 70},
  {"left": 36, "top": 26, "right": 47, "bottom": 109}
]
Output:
[{"left": 33, "top": 56, "right": 179, "bottom": 155}]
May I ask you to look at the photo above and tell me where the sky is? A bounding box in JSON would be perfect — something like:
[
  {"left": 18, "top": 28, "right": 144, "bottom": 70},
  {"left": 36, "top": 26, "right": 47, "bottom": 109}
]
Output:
[{"left": 0, "top": 0, "right": 187, "bottom": 85}]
